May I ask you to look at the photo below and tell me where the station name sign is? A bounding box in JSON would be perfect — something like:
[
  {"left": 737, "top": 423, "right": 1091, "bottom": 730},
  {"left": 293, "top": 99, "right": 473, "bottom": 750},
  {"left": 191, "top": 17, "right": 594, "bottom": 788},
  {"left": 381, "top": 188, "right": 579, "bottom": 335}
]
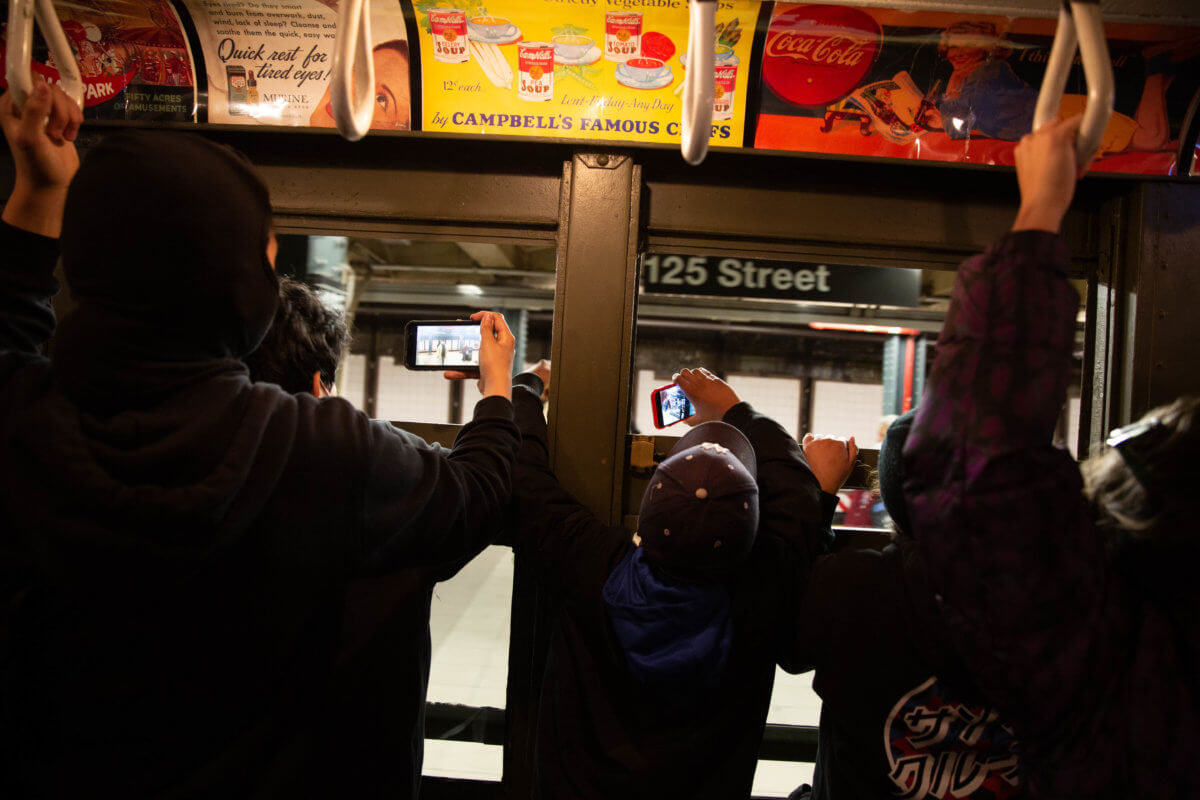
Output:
[{"left": 641, "top": 254, "right": 921, "bottom": 307}]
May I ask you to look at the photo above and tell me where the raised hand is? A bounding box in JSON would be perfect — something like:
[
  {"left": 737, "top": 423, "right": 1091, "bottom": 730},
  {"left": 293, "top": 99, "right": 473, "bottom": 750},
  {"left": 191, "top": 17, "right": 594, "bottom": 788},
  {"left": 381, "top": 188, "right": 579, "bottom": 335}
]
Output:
[
  {"left": 444, "top": 311, "right": 515, "bottom": 400},
  {"left": 673, "top": 367, "right": 740, "bottom": 425},
  {"left": 1011, "top": 114, "right": 1089, "bottom": 235},
  {"left": 0, "top": 78, "right": 83, "bottom": 237},
  {"left": 801, "top": 433, "right": 859, "bottom": 494},
  {"left": 525, "top": 358, "right": 551, "bottom": 402}
]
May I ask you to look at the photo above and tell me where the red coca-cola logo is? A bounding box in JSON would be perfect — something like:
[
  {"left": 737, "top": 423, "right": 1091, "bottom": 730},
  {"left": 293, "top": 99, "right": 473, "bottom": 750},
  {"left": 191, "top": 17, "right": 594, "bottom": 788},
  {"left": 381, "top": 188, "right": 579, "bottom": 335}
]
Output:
[{"left": 763, "top": 5, "right": 881, "bottom": 108}]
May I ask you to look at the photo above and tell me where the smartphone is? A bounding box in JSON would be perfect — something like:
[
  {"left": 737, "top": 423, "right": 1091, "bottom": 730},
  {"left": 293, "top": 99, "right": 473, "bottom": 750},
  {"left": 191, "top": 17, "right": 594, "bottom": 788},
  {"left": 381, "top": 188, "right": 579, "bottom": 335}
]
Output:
[
  {"left": 404, "top": 319, "right": 483, "bottom": 371},
  {"left": 650, "top": 382, "right": 695, "bottom": 429},
  {"left": 226, "top": 65, "right": 248, "bottom": 115}
]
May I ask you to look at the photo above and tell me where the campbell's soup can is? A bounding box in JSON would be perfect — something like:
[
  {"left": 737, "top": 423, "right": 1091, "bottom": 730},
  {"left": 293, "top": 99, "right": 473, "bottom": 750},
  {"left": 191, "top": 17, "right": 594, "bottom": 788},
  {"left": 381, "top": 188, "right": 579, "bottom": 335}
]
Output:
[
  {"left": 429, "top": 9, "right": 469, "bottom": 63},
  {"left": 604, "top": 12, "right": 641, "bottom": 62},
  {"left": 714, "top": 64, "right": 737, "bottom": 121},
  {"left": 518, "top": 42, "right": 554, "bottom": 101}
]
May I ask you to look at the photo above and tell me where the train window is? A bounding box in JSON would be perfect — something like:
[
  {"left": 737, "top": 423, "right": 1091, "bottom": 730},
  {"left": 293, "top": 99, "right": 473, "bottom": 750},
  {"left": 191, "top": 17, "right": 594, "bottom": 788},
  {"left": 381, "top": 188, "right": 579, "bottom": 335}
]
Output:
[
  {"left": 275, "top": 232, "right": 555, "bottom": 782},
  {"left": 633, "top": 256, "right": 934, "bottom": 534}
]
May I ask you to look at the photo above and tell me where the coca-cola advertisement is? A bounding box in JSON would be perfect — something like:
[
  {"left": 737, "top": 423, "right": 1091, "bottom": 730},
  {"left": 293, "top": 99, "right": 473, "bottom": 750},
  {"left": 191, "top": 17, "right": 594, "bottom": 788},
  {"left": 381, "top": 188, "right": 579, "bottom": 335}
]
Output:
[
  {"left": 0, "top": 0, "right": 197, "bottom": 121},
  {"left": 754, "top": 3, "right": 1200, "bottom": 175}
]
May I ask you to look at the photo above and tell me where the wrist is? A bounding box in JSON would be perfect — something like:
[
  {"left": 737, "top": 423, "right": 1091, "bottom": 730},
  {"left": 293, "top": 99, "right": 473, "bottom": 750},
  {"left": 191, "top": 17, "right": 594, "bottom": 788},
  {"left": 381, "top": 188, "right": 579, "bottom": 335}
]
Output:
[
  {"left": 2, "top": 185, "right": 69, "bottom": 238},
  {"left": 1012, "top": 204, "right": 1065, "bottom": 234},
  {"left": 482, "top": 376, "right": 513, "bottom": 401},
  {"left": 818, "top": 478, "right": 843, "bottom": 494}
]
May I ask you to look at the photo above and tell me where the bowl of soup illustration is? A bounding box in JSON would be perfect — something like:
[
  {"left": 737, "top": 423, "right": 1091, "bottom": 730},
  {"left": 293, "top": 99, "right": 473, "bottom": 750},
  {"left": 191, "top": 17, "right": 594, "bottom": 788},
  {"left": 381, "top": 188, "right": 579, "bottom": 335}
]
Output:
[
  {"left": 468, "top": 16, "right": 517, "bottom": 40},
  {"left": 551, "top": 34, "right": 593, "bottom": 61},
  {"left": 621, "top": 57, "right": 669, "bottom": 82}
]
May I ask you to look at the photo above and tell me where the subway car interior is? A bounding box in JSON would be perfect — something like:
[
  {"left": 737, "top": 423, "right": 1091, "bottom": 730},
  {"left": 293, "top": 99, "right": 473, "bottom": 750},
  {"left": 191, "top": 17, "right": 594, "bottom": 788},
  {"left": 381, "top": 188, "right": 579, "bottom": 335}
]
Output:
[{"left": 1, "top": 0, "right": 1198, "bottom": 796}]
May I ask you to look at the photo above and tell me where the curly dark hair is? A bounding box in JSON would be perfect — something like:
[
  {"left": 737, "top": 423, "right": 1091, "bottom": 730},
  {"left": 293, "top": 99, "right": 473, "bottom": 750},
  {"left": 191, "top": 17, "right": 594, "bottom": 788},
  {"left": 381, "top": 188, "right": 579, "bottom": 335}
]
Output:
[{"left": 244, "top": 277, "right": 349, "bottom": 395}]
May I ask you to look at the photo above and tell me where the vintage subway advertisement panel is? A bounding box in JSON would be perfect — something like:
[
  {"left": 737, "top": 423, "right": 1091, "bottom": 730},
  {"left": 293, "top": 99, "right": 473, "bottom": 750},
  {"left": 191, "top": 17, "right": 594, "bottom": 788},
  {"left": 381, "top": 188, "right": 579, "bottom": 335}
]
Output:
[
  {"left": 414, "top": 0, "right": 756, "bottom": 145},
  {"left": 754, "top": 3, "right": 1200, "bottom": 175},
  {"left": 182, "top": 0, "right": 410, "bottom": 129},
  {"left": 0, "top": 0, "right": 197, "bottom": 120}
]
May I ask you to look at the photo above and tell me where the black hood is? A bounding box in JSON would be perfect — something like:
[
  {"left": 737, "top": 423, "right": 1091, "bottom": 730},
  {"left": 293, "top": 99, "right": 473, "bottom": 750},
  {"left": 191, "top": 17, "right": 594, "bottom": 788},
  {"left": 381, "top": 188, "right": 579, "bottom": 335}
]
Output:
[{"left": 52, "top": 131, "right": 278, "bottom": 413}]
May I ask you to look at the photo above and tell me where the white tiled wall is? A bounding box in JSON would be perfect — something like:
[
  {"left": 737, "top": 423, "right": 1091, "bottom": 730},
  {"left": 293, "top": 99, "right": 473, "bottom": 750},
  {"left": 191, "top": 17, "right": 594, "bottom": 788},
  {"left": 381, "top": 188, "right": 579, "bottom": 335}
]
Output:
[
  {"left": 339, "top": 353, "right": 367, "bottom": 410},
  {"left": 425, "top": 743, "right": 815, "bottom": 796},
  {"left": 754, "top": 760, "right": 816, "bottom": 798},
  {"left": 811, "top": 381, "right": 886, "bottom": 444},
  {"left": 375, "top": 360, "right": 453, "bottom": 423},
  {"left": 423, "top": 740, "right": 503, "bottom": 782},
  {"left": 632, "top": 369, "right": 659, "bottom": 434},
  {"left": 426, "top": 546, "right": 513, "bottom": 711},
  {"left": 730, "top": 375, "right": 802, "bottom": 440},
  {"left": 764, "top": 669, "right": 822, "bottom": 796}
]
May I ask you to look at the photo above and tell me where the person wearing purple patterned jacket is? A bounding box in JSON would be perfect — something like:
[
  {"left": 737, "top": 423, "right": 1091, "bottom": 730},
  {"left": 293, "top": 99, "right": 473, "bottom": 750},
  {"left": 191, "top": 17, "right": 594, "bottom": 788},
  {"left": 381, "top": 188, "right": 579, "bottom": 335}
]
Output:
[{"left": 902, "top": 114, "right": 1200, "bottom": 797}]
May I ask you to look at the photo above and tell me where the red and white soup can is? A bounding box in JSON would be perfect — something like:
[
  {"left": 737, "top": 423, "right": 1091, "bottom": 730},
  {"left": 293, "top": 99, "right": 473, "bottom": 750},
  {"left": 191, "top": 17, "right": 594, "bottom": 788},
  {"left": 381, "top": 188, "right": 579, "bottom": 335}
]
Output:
[
  {"left": 714, "top": 64, "right": 737, "bottom": 121},
  {"left": 518, "top": 41, "right": 554, "bottom": 102},
  {"left": 429, "top": 9, "right": 469, "bottom": 64},
  {"left": 604, "top": 12, "right": 642, "bottom": 62}
]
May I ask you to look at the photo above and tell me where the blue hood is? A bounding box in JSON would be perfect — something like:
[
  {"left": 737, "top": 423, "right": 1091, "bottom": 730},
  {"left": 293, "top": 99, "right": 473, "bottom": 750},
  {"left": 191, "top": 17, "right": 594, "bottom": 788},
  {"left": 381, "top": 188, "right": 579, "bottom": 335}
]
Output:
[{"left": 603, "top": 548, "right": 733, "bottom": 702}]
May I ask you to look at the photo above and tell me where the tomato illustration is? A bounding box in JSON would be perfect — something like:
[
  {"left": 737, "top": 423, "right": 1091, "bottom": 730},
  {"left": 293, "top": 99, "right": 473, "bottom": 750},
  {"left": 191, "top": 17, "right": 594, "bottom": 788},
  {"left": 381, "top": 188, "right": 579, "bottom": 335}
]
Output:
[{"left": 641, "top": 31, "right": 675, "bottom": 63}]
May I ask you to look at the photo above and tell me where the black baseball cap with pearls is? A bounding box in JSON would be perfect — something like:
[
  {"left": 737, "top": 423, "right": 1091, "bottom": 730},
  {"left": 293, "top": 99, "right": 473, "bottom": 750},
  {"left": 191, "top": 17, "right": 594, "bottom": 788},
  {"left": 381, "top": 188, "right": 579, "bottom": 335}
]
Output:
[{"left": 636, "top": 421, "right": 760, "bottom": 579}]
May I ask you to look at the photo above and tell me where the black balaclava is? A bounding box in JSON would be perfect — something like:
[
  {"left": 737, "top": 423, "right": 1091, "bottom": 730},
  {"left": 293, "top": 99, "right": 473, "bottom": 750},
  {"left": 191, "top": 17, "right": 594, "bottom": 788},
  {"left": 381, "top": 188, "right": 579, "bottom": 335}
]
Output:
[{"left": 52, "top": 131, "right": 279, "bottom": 413}]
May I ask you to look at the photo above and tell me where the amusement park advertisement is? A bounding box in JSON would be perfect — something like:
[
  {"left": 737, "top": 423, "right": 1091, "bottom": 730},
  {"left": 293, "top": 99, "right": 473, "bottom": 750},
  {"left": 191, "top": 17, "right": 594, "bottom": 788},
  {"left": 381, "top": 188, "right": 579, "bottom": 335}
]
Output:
[
  {"left": 413, "top": 0, "right": 757, "bottom": 146},
  {"left": 0, "top": 0, "right": 197, "bottom": 121},
  {"left": 182, "top": 0, "right": 410, "bottom": 128},
  {"left": 753, "top": 3, "right": 1200, "bottom": 174}
]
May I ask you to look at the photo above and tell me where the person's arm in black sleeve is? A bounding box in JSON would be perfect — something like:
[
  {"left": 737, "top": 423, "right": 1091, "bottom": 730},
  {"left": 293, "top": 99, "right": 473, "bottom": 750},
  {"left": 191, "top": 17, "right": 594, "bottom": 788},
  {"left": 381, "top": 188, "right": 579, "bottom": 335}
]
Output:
[
  {"left": 723, "top": 401, "right": 833, "bottom": 565},
  {"left": 352, "top": 311, "right": 522, "bottom": 574},
  {"left": 0, "top": 83, "right": 82, "bottom": 361},
  {"left": 727, "top": 405, "right": 855, "bottom": 672},
  {"left": 353, "top": 394, "right": 519, "bottom": 574},
  {"left": 674, "top": 368, "right": 835, "bottom": 566},
  {"left": 0, "top": 223, "right": 58, "bottom": 357},
  {"left": 510, "top": 369, "right": 630, "bottom": 594}
]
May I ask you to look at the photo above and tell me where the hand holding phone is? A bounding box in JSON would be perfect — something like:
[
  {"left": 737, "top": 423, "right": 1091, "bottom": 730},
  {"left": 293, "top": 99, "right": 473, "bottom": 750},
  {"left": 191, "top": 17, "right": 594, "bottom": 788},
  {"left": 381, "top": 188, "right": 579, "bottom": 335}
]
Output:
[
  {"left": 651, "top": 382, "right": 696, "bottom": 429},
  {"left": 672, "top": 368, "right": 740, "bottom": 424},
  {"left": 430, "top": 312, "right": 515, "bottom": 400}
]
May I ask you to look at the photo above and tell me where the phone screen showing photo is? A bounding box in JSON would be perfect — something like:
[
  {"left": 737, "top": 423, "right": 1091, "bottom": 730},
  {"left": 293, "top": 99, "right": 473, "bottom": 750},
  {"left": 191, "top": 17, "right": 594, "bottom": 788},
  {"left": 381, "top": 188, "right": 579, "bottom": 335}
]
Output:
[
  {"left": 656, "top": 384, "right": 695, "bottom": 426},
  {"left": 413, "top": 323, "right": 482, "bottom": 368}
]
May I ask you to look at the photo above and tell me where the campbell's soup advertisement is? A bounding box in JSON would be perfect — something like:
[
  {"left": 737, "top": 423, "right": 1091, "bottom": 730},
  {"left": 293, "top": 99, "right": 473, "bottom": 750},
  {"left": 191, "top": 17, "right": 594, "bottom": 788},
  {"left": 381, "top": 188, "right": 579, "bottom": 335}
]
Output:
[
  {"left": 413, "top": 0, "right": 757, "bottom": 145},
  {"left": 183, "top": 0, "right": 411, "bottom": 128},
  {"left": 754, "top": 3, "right": 1200, "bottom": 174},
  {"left": 0, "top": 0, "right": 197, "bottom": 120}
]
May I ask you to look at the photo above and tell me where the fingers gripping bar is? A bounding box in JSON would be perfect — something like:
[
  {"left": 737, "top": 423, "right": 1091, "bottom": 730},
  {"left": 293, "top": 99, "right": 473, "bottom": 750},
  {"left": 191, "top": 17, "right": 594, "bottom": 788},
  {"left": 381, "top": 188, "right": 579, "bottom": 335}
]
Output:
[
  {"left": 680, "top": 0, "right": 717, "bottom": 165},
  {"left": 5, "top": 0, "right": 84, "bottom": 110},
  {"left": 330, "top": 0, "right": 375, "bottom": 141},
  {"left": 1032, "top": 0, "right": 1114, "bottom": 167}
]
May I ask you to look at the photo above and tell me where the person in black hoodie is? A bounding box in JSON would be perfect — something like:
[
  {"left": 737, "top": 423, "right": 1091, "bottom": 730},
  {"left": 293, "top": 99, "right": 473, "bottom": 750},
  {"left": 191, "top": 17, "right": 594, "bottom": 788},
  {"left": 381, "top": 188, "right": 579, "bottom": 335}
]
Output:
[
  {"left": 790, "top": 411, "right": 1021, "bottom": 800},
  {"left": 0, "top": 81, "right": 520, "bottom": 798},
  {"left": 509, "top": 363, "right": 847, "bottom": 799},
  {"left": 243, "top": 277, "right": 475, "bottom": 799}
]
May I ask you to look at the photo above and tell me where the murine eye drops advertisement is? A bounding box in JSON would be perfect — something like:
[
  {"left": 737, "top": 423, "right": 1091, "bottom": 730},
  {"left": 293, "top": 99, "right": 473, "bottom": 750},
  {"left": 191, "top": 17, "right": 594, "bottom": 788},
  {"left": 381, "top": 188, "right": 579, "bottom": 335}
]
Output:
[
  {"left": 183, "top": 0, "right": 411, "bottom": 129},
  {"left": 413, "top": 0, "right": 757, "bottom": 146}
]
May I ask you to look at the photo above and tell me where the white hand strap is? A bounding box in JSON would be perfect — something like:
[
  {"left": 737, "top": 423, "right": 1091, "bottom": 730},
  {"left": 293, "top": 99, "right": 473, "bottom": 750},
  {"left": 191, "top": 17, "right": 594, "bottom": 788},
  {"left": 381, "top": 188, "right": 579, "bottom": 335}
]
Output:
[
  {"left": 1032, "top": 0, "right": 1114, "bottom": 168},
  {"left": 5, "top": 0, "right": 84, "bottom": 110},
  {"left": 329, "top": 0, "right": 375, "bottom": 141},
  {"left": 680, "top": 0, "right": 716, "bottom": 165}
]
